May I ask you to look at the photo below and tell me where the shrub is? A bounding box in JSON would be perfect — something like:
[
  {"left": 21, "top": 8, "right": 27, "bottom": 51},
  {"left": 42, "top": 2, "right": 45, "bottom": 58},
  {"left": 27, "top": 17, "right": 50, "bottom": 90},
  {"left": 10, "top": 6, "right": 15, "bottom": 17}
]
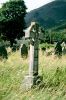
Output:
[{"left": 40, "top": 43, "right": 54, "bottom": 54}]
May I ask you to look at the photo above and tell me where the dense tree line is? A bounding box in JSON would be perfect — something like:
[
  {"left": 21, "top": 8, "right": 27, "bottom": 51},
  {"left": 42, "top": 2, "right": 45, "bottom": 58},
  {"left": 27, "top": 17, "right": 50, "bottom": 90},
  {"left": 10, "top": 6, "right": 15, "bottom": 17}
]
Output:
[{"left": 40, "top": 28, "right": 66, "bottom": 44}]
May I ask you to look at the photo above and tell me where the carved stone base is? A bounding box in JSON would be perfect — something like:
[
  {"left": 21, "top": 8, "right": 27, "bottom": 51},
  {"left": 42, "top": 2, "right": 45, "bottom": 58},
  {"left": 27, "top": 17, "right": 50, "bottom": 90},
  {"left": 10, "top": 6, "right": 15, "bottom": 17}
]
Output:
[{"left": 24, "top": 75, "right": 42, "bottom": 89}]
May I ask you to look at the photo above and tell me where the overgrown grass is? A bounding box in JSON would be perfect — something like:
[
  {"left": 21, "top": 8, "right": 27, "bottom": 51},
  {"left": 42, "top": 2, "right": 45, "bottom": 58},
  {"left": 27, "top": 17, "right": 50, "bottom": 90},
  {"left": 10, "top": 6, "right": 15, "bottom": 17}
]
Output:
[{"left": 0, "top": 50, "right": 66, "bottom": 100}]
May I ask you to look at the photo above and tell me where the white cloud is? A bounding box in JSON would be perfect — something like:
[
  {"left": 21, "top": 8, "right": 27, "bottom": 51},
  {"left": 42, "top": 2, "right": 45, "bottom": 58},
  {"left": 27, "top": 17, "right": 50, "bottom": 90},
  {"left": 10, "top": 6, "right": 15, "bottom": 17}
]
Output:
[
  {"left": 0, "top": 0, "right": 9, "bottom": 3},
  {"left": 25, "top": 0, "right": 54, "bottom": 11},
  {"left": 0, "top": 0, "right": 54, "bottom": 11}
]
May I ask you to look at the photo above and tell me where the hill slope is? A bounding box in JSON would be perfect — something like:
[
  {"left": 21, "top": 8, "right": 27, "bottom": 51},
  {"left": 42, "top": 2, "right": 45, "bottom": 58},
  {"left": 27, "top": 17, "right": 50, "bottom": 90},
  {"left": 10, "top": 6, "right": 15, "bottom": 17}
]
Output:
[{"left": 25, "top": 0, "right": 66, "bottom": 29}]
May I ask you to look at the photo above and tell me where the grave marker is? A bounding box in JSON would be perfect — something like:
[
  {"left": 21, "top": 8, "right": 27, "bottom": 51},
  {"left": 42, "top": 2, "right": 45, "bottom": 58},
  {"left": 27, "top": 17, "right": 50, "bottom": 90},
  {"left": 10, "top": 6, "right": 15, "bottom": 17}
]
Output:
[{"left": 24, "top": 22, "right": 44, "bottom": 88}]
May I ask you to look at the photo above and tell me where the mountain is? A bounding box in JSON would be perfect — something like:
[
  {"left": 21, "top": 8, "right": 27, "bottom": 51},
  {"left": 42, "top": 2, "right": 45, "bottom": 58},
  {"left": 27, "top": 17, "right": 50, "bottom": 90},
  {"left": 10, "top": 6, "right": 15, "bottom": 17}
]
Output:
[{"left": 25, "top": 0, "right": 66, "bottom": 29}]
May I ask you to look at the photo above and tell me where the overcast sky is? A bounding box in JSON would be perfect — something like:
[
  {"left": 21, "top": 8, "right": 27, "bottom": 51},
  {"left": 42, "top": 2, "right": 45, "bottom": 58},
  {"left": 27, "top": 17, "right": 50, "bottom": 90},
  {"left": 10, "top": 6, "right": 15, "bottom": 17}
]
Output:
[{"left": 0, "top": 0, "right": 54, "bottom": 11}]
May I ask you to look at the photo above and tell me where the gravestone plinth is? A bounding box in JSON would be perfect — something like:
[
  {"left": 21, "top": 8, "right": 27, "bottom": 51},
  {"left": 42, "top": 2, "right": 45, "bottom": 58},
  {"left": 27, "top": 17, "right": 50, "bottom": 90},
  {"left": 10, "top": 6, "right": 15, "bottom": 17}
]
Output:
[{"left": 24, "top": 22, "right": 43, "bottom": 89}]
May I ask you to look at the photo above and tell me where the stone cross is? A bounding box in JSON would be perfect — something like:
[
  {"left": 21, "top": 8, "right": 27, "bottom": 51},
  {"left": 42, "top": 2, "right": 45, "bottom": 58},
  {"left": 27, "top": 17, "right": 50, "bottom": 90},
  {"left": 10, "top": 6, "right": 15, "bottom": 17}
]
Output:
[{"left": 24, "top": 22, "right": 44, "bottom": 89}]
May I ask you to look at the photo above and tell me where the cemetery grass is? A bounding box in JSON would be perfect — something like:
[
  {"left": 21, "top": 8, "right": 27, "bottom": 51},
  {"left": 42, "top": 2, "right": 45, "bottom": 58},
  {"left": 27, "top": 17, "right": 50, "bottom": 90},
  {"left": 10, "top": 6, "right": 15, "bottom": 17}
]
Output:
[{"left": 0, "top": 51, "right": 66, "bottom": 100}]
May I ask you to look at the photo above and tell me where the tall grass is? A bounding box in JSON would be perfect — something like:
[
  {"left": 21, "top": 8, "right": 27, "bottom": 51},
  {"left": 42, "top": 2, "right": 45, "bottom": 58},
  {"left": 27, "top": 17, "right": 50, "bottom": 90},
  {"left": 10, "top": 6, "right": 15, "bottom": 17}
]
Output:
[{"left": 0, "top": 50, "right": 66, "bottom": 100}]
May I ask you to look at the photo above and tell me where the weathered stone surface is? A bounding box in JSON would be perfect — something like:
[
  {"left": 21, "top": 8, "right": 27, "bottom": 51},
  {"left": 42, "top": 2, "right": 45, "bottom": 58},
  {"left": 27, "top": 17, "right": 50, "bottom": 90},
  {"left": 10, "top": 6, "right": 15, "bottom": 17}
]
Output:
[
  {"left": 25, "top": 22, "right": 42, "bottom": 89},
  {"left": 34, "top": 50, "right": 38, "bottom": 58},
  {"left": 25, "top": 22, "right": 44, "bottom": 41},
  {"left": 29, "top": 44, "right": 34, "bottom": 75}
]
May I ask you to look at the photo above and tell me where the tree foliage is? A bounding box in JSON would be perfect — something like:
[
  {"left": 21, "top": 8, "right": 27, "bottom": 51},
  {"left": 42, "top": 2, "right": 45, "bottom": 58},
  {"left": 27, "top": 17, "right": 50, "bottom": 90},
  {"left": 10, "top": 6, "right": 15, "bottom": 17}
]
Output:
[
  {"left": 41, "top": 29, "right": 66, "bottom": 44},
  {"left": 0, "top": 0, "right": 27, "bottom": 46}
]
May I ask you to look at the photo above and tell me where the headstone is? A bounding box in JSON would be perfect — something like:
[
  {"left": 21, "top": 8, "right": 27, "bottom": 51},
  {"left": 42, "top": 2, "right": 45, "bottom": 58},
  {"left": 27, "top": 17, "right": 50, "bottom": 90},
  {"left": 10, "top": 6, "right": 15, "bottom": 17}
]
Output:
[
  {"left": 62, "top": 42, "right": 66, "bottom": 54},
  {"left": 55, "top": 42, "right": 62, "bottom": 57},
  {"left": 24, "top": 22, "right": 43, "bottom": 89},
  {"left": 20, "top": 44, "right": 28, "bottom": 58},
  {"left": 0, "top": 44, "right": 8, "bottom": 59}
]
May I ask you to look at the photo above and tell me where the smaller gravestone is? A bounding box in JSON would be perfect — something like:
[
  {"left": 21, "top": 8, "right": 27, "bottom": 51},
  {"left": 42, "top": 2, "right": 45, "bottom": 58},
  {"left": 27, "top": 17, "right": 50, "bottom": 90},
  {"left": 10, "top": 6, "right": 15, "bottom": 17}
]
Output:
[
  {"left": 55, "top": 42, "right": 62, "bottom": 57},
  {"left": 12, "top": 44, "right": 17, "bottom": 52},
  {"left": 20, "top": 44, "right": 28, "bottom": 58},
  {"left": 0, "top": 44, "right": 8, "bottom": 59},
  {"left": 62, "top": 42, "right": 66, "bottom": 54}
]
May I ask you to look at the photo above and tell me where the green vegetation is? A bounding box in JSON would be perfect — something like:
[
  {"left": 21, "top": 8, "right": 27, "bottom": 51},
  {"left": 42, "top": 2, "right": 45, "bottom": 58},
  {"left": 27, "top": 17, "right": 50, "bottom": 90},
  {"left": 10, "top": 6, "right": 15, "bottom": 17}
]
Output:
[
  {"left": 0, "top": 0, "right": 66, "bottom": 99},
  {"left": 25, "top": 0, "right": 66, "bottom": 29},
  {"left": 40, "top": 43, "right": 54, "bottom": 49},
  {"left": 39, "top": 28, "right": 66, "bottom": 43},
  {"left": 0, "top": 50, "right": 66, "bottom": 100},
  {"left": 0, "top": 0, "right": 26, "bottom": 46},
  {"left": 25, "top": 0, "right": 66, "bottom": 44}
]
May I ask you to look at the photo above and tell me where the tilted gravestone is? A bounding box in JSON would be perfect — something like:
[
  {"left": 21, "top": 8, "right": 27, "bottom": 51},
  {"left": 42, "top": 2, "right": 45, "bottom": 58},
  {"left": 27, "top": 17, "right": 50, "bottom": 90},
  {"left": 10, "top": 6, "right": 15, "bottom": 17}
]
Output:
[{"left": 24, "top": 22, "right": 44, "bottom": 89}]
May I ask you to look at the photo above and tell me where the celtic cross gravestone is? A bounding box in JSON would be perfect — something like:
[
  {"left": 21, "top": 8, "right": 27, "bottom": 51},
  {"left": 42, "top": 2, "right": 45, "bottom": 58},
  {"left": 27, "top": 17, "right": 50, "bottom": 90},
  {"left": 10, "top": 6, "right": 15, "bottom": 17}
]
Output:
[{"left": 24, "top": 22, "right": 44, "bottom": 88}]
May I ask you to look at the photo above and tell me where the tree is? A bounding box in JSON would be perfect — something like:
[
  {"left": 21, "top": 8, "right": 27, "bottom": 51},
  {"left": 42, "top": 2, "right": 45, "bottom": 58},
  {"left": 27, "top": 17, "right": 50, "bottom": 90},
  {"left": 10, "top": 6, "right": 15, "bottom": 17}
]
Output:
[{"left": 0, "top": 0, "right": 27, "bottom": 46}]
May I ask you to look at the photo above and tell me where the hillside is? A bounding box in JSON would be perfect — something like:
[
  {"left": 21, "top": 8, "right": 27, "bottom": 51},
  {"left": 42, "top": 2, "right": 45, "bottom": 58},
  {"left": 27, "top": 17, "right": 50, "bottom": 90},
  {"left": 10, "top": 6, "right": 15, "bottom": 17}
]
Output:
[{"left": 25, "top": 0, "right": 66, "bottom": 29}]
